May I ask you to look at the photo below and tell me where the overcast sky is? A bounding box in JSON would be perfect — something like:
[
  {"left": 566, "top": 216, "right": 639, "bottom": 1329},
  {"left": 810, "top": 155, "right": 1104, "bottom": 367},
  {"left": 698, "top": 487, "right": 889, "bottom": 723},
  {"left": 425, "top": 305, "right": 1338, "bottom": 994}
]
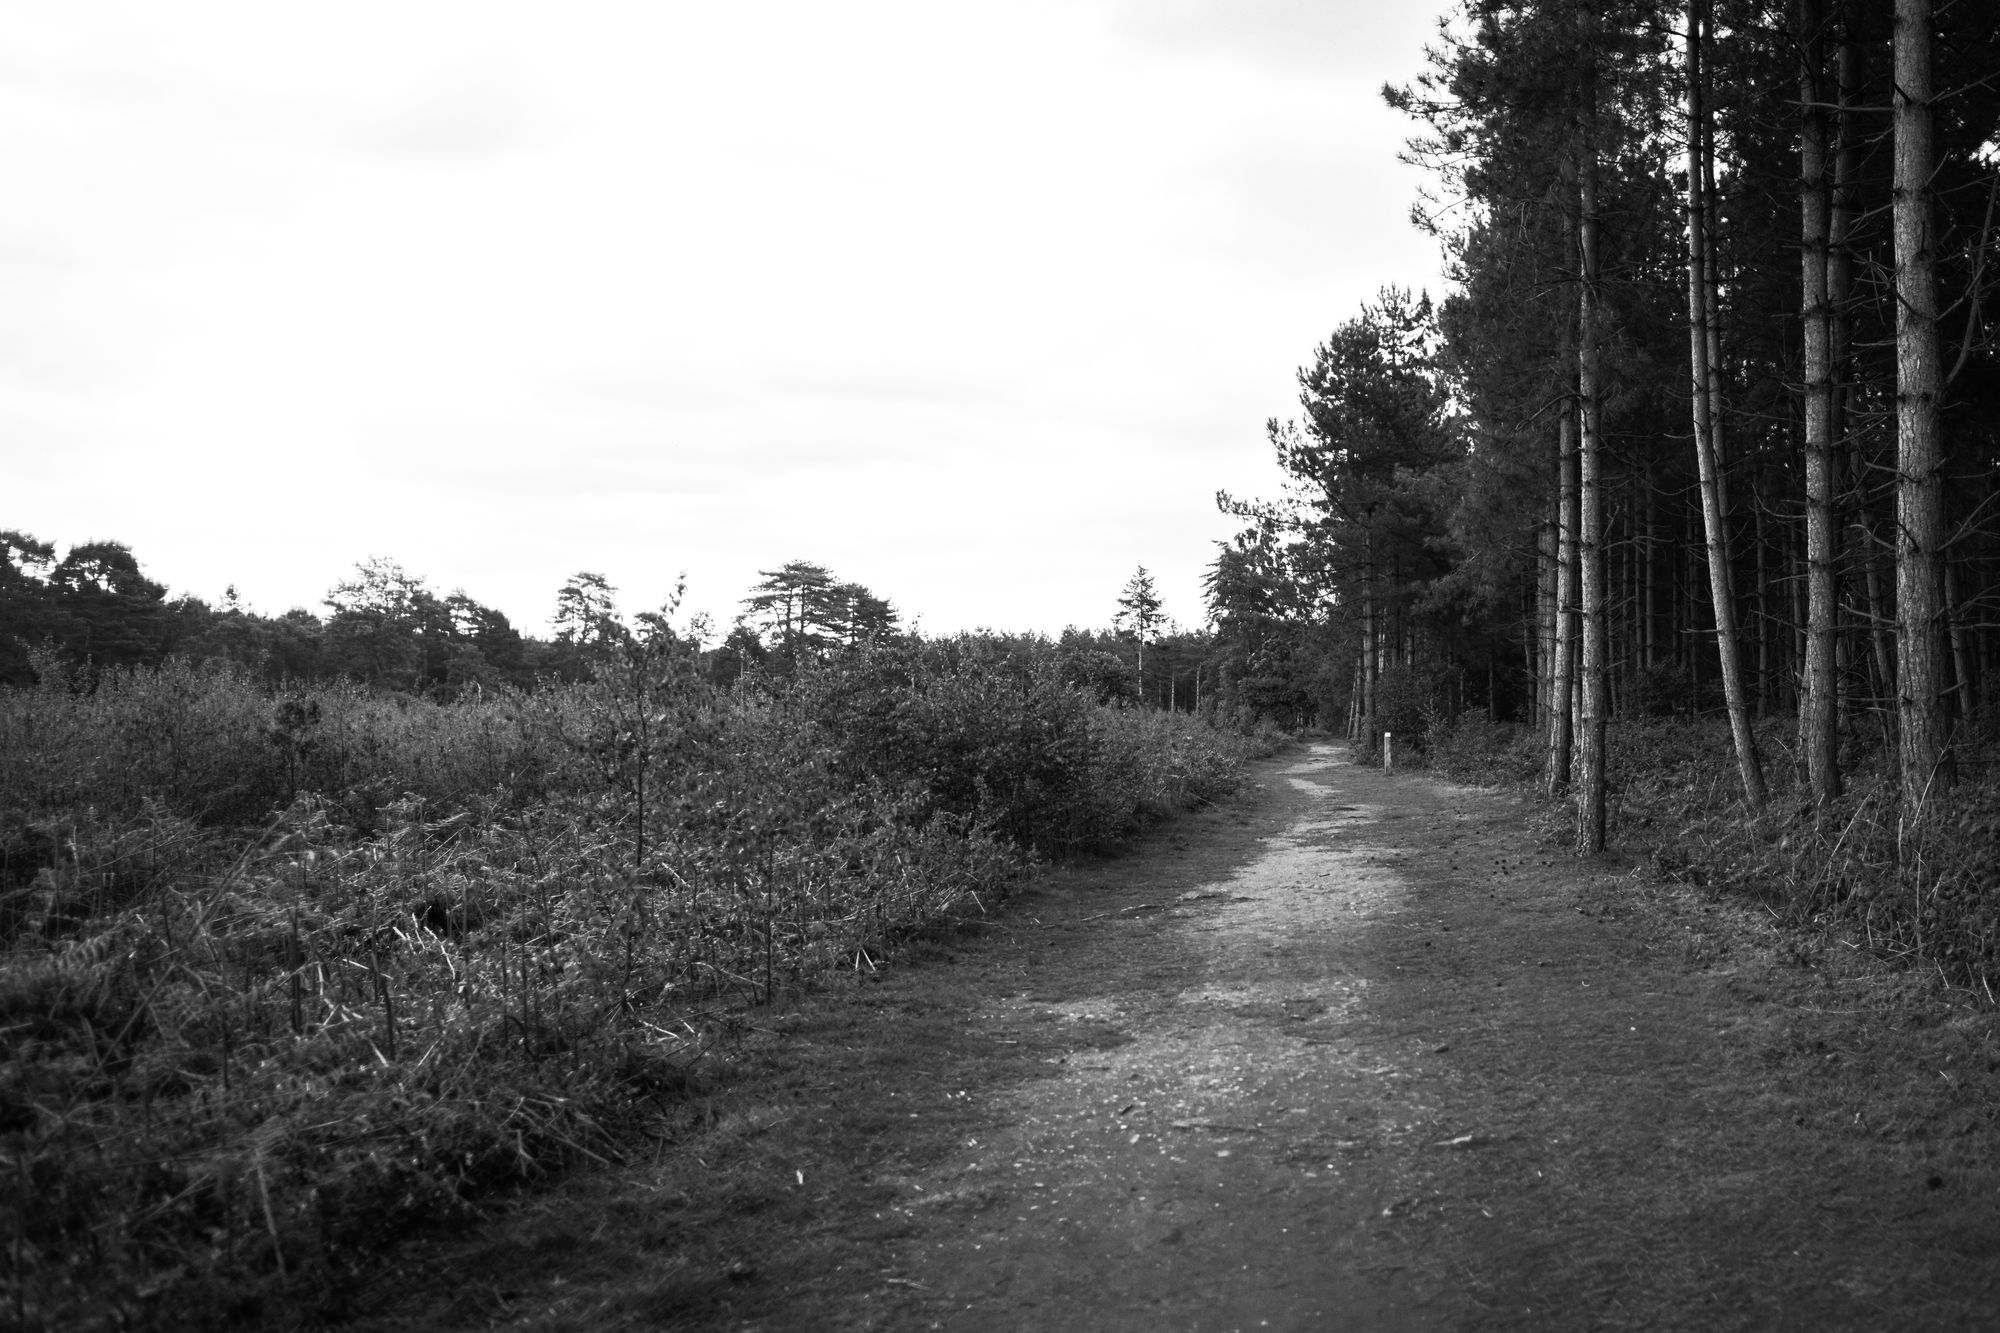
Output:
[{"left": 4, "top": 0, "right": 1450, "bottom": 641}]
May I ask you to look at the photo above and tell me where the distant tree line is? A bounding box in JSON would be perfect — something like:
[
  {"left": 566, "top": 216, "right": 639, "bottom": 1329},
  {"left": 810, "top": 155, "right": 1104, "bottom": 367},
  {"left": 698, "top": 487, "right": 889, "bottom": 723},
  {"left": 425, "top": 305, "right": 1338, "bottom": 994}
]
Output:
[
  {"left": 0, "top": 537, "right": 1233, "bottom": 715},
  {"left": 0, "top": 538, "right": 908, "bottom": 694},
  {"left": 0, "top": 536, "right": 539, "bottom": 692}
]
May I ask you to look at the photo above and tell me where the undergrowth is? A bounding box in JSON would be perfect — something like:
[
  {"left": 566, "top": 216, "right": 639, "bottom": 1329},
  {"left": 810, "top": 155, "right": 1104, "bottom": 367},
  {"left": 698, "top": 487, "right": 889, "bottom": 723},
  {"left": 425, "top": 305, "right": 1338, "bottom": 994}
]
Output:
[
  {"left": 0, "top": 639, "right": 1257, "bottom": 1330},
  {"left": 1424, "top": 711, "right": 2000, "bottom": 1004}
]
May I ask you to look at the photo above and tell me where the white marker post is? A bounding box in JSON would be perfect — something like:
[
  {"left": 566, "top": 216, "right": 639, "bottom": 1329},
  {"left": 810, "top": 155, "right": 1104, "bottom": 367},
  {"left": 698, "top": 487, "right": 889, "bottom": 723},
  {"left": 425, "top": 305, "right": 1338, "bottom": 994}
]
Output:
[{"left": 1384, "top": 730, "right": 1394, "bottom": 772}]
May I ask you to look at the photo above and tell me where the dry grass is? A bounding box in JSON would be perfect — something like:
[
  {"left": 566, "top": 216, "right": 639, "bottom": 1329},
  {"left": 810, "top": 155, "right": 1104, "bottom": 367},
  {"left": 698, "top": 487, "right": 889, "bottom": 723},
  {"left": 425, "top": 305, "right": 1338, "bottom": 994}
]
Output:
[
  {"left": 1424, "top": 712, "right": 2000, "bottom": 1005},
  {"left": 0, "top": 643, "right": 1260, "bottom": 1330}
]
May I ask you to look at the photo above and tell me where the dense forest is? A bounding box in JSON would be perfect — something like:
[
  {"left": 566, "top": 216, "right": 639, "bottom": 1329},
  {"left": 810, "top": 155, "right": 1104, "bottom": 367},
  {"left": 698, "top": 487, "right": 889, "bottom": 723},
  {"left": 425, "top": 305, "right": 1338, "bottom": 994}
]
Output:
[
  {"left": 1206, "top": 0, "right": 1999, "bottom": 935},
  {"left": 4, "top": 0, "right": 1998, "bottom": 1325}
]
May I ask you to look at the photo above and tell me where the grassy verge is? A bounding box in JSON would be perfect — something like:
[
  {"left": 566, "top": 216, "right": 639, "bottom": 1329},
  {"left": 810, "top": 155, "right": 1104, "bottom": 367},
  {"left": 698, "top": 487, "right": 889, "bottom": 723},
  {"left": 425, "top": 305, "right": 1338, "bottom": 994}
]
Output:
[
  {"left": 1421, "top": 710, "right": 2000, "bottom": 1004},
  {"left": 0, "top": 643, "right": 1261, "bottom": 1330}
]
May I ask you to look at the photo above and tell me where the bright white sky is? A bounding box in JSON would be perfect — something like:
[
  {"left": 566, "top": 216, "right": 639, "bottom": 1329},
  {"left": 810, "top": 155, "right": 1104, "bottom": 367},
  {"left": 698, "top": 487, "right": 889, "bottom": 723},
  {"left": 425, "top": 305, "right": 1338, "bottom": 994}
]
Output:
[{"left": 4, "top": 0, "right": 1450, "bottom": 641}]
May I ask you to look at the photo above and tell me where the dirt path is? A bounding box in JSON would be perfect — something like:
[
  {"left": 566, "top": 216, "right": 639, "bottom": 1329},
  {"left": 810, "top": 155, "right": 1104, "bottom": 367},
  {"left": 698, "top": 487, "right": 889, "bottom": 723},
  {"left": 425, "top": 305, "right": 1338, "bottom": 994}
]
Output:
[
  {"left": 346, "top": 743, "right": 2000, "bottom": 1332},
  {"left": 886, "top": 747, "right": 1458, "bottom": 1330}
]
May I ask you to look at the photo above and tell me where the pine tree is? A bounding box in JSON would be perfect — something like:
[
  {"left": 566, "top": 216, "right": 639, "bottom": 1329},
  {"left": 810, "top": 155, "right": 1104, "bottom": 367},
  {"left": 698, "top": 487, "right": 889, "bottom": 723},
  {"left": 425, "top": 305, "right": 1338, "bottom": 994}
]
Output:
[
  {"left": 1797, "top": 0, "right": 1841, "bottom": 805},
  {"left": 1115, "top": 566, "right": 1164, "bottom": 675},
  {"left": 1891, "top": 0, "right": 1952, "bottom": 807},
  {"left": 1683, "top": 0, "right": 1766, "bottom": 812}
]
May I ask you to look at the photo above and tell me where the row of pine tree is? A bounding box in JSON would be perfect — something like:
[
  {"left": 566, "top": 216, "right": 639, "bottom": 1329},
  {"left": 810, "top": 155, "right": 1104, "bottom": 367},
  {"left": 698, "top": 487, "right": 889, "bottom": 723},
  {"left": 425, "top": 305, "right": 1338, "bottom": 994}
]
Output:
[{"left": 1203, "top": 0, "right": 1999, "bottom": 846}]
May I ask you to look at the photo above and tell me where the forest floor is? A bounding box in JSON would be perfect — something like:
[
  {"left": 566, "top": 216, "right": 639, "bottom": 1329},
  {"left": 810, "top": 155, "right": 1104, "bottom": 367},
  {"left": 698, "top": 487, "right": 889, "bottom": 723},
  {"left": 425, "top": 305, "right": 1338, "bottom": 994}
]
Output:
[{"left": 325, "top": 743, "right": 2000, "bottom": 1332}]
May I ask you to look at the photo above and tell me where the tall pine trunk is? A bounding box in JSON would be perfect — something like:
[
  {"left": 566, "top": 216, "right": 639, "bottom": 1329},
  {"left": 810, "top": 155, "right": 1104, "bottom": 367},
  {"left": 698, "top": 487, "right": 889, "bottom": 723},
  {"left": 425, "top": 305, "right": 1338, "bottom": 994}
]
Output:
[
  {"left": 1643, "top": 470, "right": 1658, "bottom": 671},
  {"left": 1576, "top": 141, "right": 1609, "bottom": 854},
  {"left": 1537, "top": 499, "right": 1559, "bottom": 727},
  {"left": 1892, "top": 0, "right": 1953, "bottom": 807},
  {"left": 1546, "top": 398, "right": 1579, "bottom": 798},
  {"left": 1362, "top": 543, "right": 1379, "bottom": 750},
  {"left": 1684, "top": 0, "right": 1768, "bottom": 810},
  {"left": 1798, "top": 0, "right": 1841, "bottom": 804}
]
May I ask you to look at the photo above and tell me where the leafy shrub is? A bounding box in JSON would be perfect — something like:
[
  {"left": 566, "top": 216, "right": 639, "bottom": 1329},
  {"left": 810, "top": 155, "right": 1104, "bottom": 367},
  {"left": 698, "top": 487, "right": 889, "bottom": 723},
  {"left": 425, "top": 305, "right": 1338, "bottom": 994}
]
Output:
[
  {"left": 1056, "top": 645, "right": 1140, "bottom": 706},
  {"left": 1358, "top": 664, "right": 1453, "bottom": 762},
  {"left": 786, "top": 637, "right": 1251, "bottom": 856},
  {"left": 1424, "top": 713, "right": 1538, "bottom": 784},
  {"left": 786, "top": 638, "right": 1101, "bottom": 854}
]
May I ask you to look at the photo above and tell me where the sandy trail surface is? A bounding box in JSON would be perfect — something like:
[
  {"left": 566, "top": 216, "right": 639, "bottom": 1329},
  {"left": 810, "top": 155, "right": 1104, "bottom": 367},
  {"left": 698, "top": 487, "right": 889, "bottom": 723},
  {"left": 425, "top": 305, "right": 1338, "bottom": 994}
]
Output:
[
  {"left": 894, "top": 749, "right": 1447, "bottom": 1330},
  {"left": 349, "top": 743, "right": 2000, "bottom": 1332}
]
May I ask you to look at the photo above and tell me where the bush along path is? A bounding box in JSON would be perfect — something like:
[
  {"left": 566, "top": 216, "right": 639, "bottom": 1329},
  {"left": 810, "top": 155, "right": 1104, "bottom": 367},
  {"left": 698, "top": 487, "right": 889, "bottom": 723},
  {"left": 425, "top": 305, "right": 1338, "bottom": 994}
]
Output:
[{"left": 342, "top": 744, "right": 2000, "bottom": 1332}]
